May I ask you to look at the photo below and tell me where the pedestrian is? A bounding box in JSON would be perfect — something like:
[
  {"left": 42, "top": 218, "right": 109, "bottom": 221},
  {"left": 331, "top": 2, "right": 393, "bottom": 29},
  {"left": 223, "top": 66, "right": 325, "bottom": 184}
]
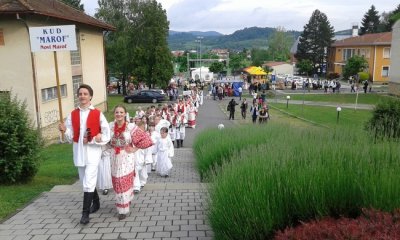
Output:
[
  {"left": 250, "top": 102, "right": 259, "bottom": 124},
  {"left": 238, "top": 85, "right": 243, "bottom": 100},
  {"left": 240, "top": 98, "right": 248, "bottom": 119},
  {"left": 156, "top": 127, "right": 174, "bottom": 177},
  {"left": 58, "top": 84, "right": 111, "bottom": 225},
  {"left": 108, "top": 104, "right": 137, "bottom": 220},
  {"left": 363, "top": 80, "right": 369, "bottom": 93},
  {"left": 228, "top": 98, "right": 238, "bottom": 120}
]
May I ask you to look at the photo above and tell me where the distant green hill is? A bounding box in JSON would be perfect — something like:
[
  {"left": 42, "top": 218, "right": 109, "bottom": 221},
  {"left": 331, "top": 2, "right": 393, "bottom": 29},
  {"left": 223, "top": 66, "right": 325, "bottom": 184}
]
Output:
[{"left": 168, "top": 27, "right": 301, "bottom": 51}]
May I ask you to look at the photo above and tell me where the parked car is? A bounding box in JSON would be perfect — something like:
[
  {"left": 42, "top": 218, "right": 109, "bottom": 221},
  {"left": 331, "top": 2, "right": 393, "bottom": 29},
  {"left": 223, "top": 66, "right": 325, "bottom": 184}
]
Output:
[
  {"left": 152, "top": 89, "right": 166, "bottom": 96},
  {"left": 124, "top": 90, "right": 165, "bottom": 103}
]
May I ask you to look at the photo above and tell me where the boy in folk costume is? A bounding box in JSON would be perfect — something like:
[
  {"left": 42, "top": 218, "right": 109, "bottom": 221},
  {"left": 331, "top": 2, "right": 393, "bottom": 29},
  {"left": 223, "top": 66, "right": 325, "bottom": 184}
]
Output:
[
  {"left": 175, "top": 109, "right": 187, "bottom": 148},
  {"left": 59, "top": 84, "right": 111, "bottom": 225},
  {"left": 156, "top": 127, "right": 174, "bottom": 177}
]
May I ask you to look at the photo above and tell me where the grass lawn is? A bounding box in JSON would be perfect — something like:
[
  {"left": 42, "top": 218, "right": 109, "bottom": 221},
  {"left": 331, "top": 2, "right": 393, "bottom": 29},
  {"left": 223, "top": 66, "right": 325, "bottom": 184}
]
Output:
[
  {"left": 274, "top": 93, "right": 392, "bottom": 105},
  {"left": 243, "top": 92, "right": 392, "bottom": 105},
  {"left": 0, "top": 143, "right": 76, "bottom": 221},
  {"left": 270, "top": 103, "right": 372, "bottom": 128}
]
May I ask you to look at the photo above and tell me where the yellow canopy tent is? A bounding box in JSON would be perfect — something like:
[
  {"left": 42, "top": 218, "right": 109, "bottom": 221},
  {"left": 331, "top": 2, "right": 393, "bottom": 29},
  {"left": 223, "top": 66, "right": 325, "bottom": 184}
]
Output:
[{"left": 243, "top": 66, "right": 268, "bottom": 83}]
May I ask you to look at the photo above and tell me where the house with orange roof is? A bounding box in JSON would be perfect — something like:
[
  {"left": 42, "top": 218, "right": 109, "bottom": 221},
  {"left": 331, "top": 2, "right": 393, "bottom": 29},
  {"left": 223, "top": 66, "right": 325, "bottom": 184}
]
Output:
[
  {"left": 0, "top": 0, "right": 115, "bottom": 140},
  {"left": 328, "top": 32, "right": 391, "bottom": 83}
]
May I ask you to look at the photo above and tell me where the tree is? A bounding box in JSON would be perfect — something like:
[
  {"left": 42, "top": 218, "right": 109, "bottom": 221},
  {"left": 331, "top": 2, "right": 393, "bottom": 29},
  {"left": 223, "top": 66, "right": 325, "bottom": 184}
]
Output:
[
  {"left": 342, "top": 55, "right": 368, "bottom": 80},
  {"left": 267, "top": 26, "right": 293, "bottom": 61},
  {"left": 96, "top": 0, "right": 173, "bottom": 91},
  {"left": 360, "top": 5, "right": 380, "bottom": 35},
  {"left": 229, "top": 51, "right": 250, "bottom": 76},
  {"left": 380, "top": 4, "right": 400, "bottom": 32},
  {"left": 251, "top": 48, "right": 269, "bottom": 67},
  {"left": 295, "top": 9, "right": 334, "bottom": 76},
  {"left": 209, "top": 62, "right": 225, "bottom": 75},
  {"left": 60, "top": 0, "right": 84, "bottom": 11},
  {"left": 296, "top": 59, "right": 313, "bottom": 76}
]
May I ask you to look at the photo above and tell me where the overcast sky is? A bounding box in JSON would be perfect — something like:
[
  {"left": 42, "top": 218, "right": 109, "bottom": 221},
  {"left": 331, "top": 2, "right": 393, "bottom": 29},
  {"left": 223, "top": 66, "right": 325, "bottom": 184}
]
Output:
[{"left": 81, "top": 0, "right": 397, "bottom": 34}]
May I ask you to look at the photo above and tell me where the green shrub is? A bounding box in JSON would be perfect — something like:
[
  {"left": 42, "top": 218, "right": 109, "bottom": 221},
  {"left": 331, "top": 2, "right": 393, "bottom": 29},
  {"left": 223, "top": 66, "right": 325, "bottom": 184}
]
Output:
[
  {"left": 0, "top": 93, "right": 43, "bottom": 184},
  {"left": 365, "top": 98, "right": 400, "bottom": 141},
  {"left": 358, "top": 72, "right": 369, "bottom": 82},
  {"left": 203, "top": 124, "right": 400, "bottom": 239}
]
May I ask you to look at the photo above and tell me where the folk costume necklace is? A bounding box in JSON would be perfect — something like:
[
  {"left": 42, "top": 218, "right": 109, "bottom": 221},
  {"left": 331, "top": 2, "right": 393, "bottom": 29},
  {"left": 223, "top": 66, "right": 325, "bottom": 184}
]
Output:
[{"left": 113, "top": 121, "right": 127, "bottom": 154}]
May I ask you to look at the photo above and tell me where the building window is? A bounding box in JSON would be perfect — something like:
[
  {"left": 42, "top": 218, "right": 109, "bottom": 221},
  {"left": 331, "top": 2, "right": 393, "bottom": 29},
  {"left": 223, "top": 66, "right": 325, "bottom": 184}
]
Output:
[
  {"left": 0, "top": 29, "right": 4, "bottom": 46},
  {"left": 342, "top": 48, "right": 355, "bottom": 61},
  {"left": 383, "top": 48, "right": 391, "bottom": 59},
  {"left": 359, "top": 48, "right": 370, "bottom": 58},
  {"left": 41, "top": 85, "right": 67, "bottom": 102},
  {"left": 382, "top": 66, "right": 389, "bottom": 77},
  {"left": 72, "top": 76, "right": 83, "bottom": 107},
  {"left": 70, "top": 30, "right": 81, "bottom": 65}
]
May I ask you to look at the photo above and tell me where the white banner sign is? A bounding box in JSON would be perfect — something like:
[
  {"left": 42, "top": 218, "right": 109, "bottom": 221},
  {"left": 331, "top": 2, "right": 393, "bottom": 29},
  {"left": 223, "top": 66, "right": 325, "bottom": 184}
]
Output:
[{"left": 29, "top": 25, "right": 77, "bottom": 52}]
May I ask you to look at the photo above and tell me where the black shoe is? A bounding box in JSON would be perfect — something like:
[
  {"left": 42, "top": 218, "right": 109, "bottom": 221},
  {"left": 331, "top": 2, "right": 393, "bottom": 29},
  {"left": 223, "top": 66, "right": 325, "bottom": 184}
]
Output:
[
  {"left": 102, "top": 189, "right": 108, "bottom": 195},
  {"left": 134, "top": 190, "right": 140, "bottom": 194},
  {"left": 140, "top": 185, "right": 144, "bottom": 189},
  {"left": 118, "top": 214, "right": 126, "bottom": 220}
]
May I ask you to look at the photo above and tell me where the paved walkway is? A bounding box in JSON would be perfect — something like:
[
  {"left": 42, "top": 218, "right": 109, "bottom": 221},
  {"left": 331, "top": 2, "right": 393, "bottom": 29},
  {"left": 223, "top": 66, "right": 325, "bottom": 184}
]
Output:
[{"left": 0, "top": 98, "right": 233, "bottom": 240}]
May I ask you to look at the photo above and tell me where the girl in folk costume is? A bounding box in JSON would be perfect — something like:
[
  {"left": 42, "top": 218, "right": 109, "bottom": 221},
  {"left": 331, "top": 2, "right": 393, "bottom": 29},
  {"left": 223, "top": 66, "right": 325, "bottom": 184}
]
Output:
[
  {"left": 135, "top": 106, "right": 145, "bottom": 119},
  {"left": 108, "top": 105, "right": 137, "bottom": 220},
  {"left": 59, "top": 84, "right": 111, "bottom": 225},
  {"left": 187, "top": 102, "right": 198, "bottom": 128},
  {"left": 167, "top": 108, "right": 177, "bottom": 146},
  {"left": 161, "top": 104, "right": 169, "bottom": 119},
  {"left": 175, "top": 109, "right": 187, "bottom": 148},
  {"left": 177, "top": 99, "right": 185, "bottom": 115},
  {"left": 97, "top": 145, "right": 112, "bottom": 195},
  {"left": 156, "top": 127, "right": 174, "bottom": 177},
  {"left": 133, "top": 121, "right": 148, "bottom": 194}
]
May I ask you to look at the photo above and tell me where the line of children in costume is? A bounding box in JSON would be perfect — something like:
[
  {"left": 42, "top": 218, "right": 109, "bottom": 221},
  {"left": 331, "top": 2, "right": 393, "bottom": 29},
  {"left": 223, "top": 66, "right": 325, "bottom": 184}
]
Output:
[{"left": 95, "top": 88, "right": 202, "bottom": 220}]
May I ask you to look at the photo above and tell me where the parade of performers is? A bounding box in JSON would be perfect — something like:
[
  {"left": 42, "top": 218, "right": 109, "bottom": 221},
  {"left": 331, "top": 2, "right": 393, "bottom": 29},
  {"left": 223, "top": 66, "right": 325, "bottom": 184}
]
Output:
[{"left": 86, "top": 85, "right": 203, "bottom": 221}]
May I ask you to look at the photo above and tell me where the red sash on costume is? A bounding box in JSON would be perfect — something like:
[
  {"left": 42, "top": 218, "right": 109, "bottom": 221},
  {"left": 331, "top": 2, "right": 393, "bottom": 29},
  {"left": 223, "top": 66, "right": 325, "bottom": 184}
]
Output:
[{"left": 72, "top": 108, "right": 101, "bottom": 143}]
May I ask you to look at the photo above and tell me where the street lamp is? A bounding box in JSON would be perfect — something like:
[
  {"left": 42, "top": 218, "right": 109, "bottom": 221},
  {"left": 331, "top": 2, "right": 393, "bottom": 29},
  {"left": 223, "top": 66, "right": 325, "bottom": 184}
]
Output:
[
  {"left": 195, "top": 37, "right": 203, "bottom": 82},
  {"left": 286, "top": 95, "right": 291, "bottom": 108},
  {"left": 336, "top": 106, "right": 342, "bottom": 123}
]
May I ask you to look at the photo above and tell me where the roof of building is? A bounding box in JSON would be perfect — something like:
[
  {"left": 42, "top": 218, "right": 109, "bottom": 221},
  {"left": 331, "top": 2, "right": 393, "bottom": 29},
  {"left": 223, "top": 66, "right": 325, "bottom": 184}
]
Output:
[
  {"left": 332, "top": 32, "right": 392, "bottom": 47},
  {"left": 263, "top": 61, "right": 291, "bottom": 67},
  {"left": 0, "top": 0, "right": 115, "bottom": 31},
  {"left": 243, "top": 66, "right": 267, "bottom": 75}
]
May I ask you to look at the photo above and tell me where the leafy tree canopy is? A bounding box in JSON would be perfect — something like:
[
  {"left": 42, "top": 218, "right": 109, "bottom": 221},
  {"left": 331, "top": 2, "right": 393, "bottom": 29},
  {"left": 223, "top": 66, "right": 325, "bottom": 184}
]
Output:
[
  {"left": 267, "top": 26, "right": 293, "bottom": 62},
  {"left": 209, "top": 61, "right": 225, "bottom": 74},
  {"left": 342, "top": 55, "right": 368, "bottom": 80},
  {"left": 96, "top": 0, "right": 173, "bottom": 90}
]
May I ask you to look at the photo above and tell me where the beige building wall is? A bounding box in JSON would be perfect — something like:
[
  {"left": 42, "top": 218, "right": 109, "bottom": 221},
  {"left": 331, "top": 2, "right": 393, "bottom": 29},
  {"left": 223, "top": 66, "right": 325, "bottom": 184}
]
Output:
[
  {"left": 0, "top": 17, "right": 109, "bottom": 141},
  {"left": 389, "top": 20, "right": 400, "bottom": 96},
  {"left": 271, "top": 64, "right": 294, "bottom": 76},
  {"left": 80, "top": 27, "right": 107, "bottom": 111},
  {"left": 0, "top": 19, "right": 37, "bottom": 125}
]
